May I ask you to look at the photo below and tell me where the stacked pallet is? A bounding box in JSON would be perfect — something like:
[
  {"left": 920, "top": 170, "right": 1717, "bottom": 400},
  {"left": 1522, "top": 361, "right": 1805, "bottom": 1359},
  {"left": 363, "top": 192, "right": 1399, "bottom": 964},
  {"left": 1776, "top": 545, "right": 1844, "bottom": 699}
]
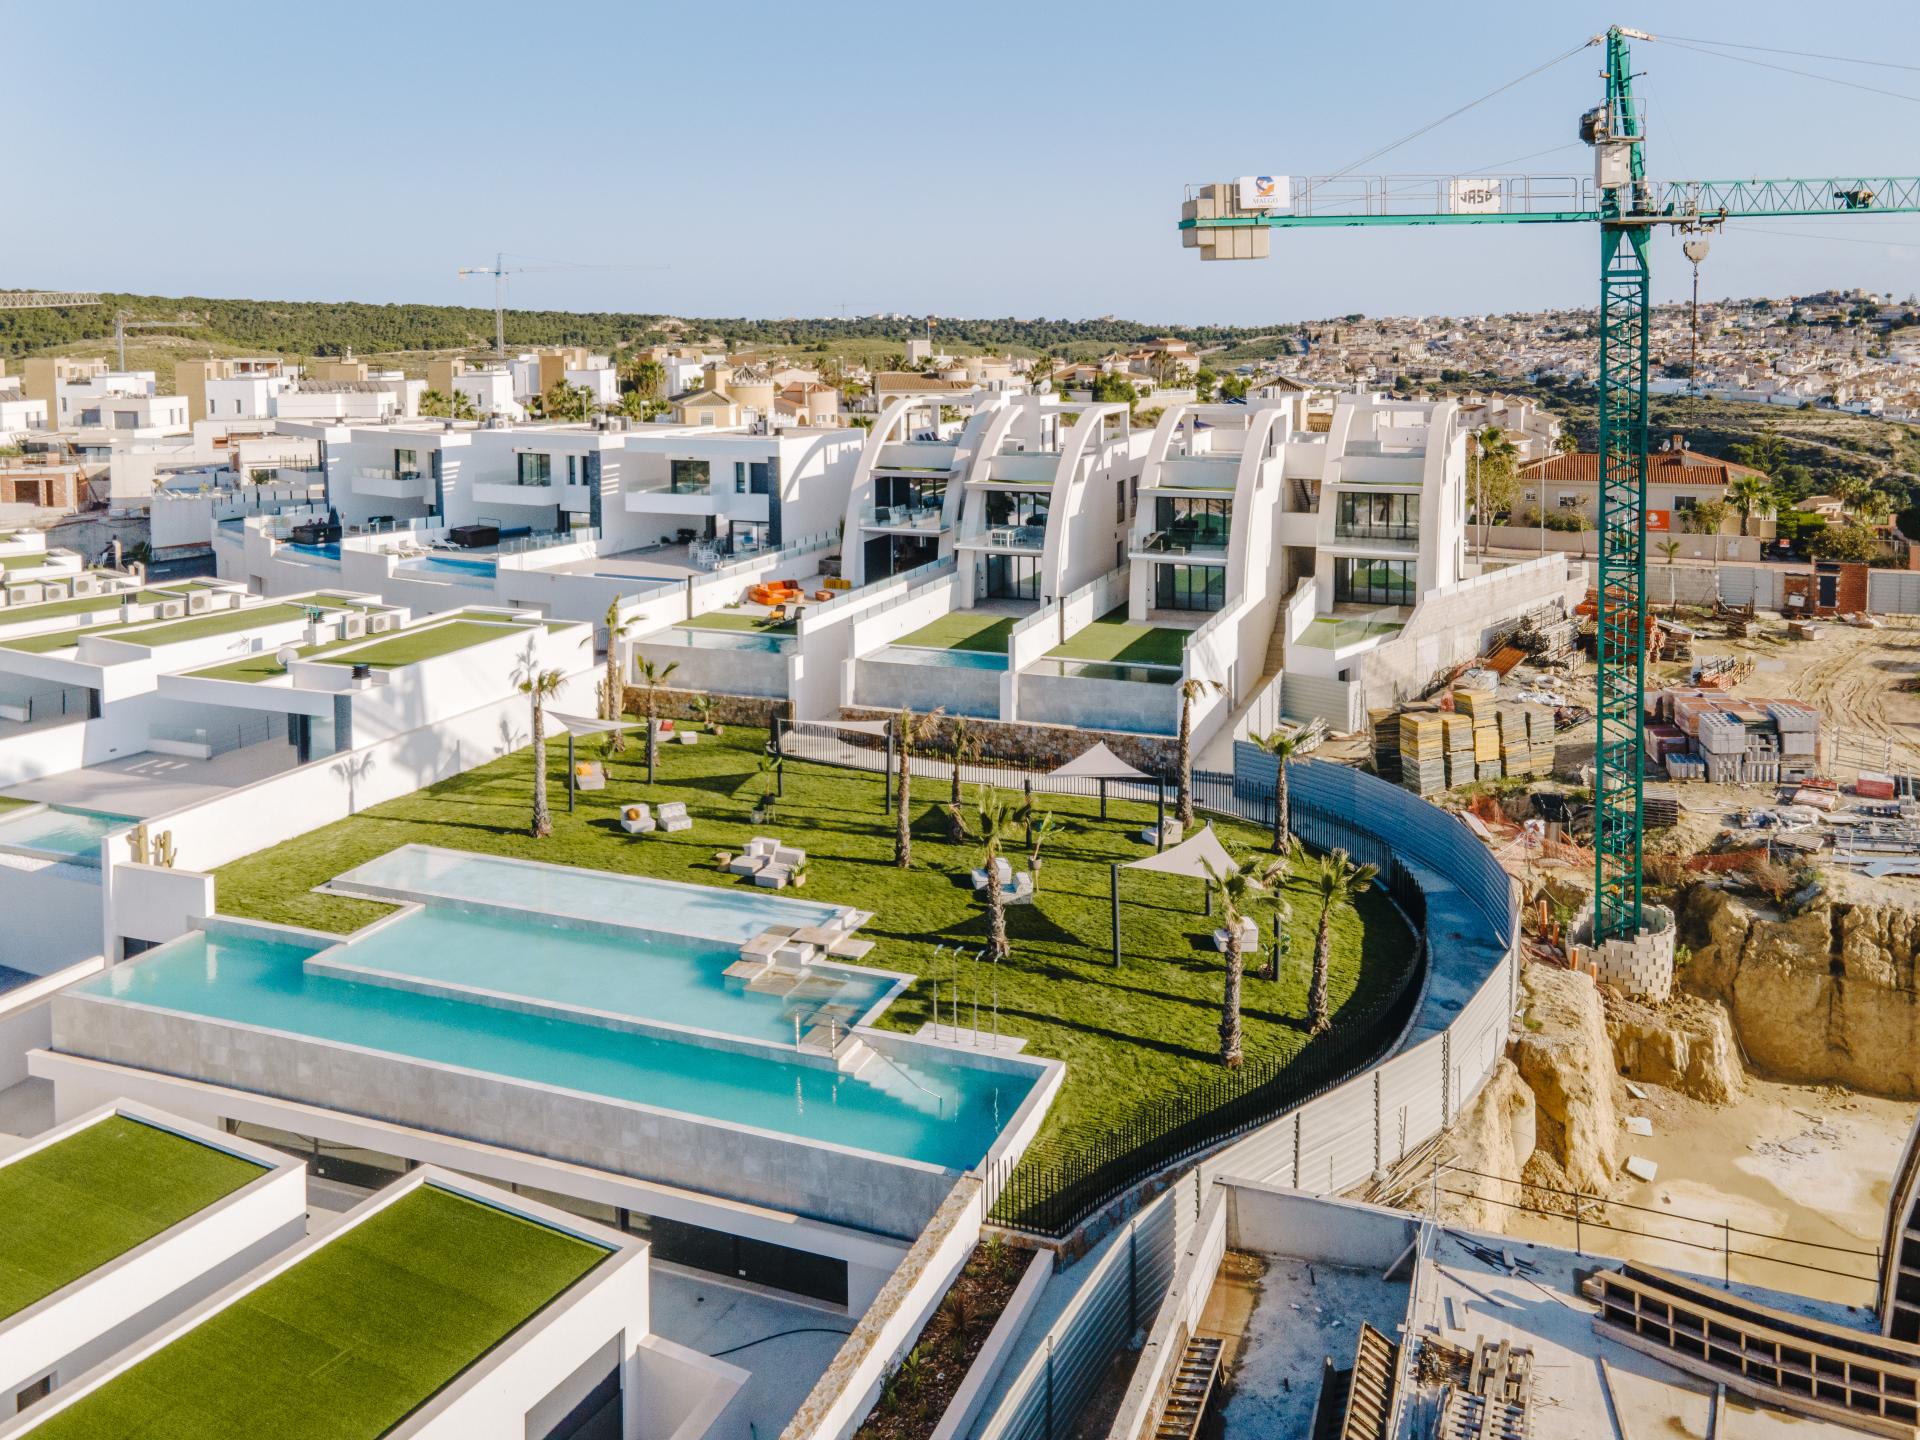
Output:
[
  {"left": 1399, "top": 712, "right": 1447, "bottom": 797},
  {"left": 1454, "top": 685, "right": 1502, "bottom": 782},
  {"left": 1370, "top": 708, "right": 1403, "bottom": 783},
  {"left": 1443, "top": 714, "right": 1476, "bottom": 788}
]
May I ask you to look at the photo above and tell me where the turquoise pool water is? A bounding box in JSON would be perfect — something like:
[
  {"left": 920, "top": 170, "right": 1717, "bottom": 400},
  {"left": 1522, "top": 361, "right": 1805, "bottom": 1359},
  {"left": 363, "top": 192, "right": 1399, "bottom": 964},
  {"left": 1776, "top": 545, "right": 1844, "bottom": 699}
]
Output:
[
  {"left": 334, "top": 846, "right": 845, "bottom": 943},
  {"left": 400, "top": 555, "right": 497, "bottom": 584},
  {"left": 660, "top": 628, "right": 796, "bottom": 655},
  {"left": 337, "top": 906, "right": 893, "bottom": 1045},
  {"left": 84, "top": 929, "right": 1022, "bottom": 1169},
  {"left": 879, "top": 646, "right": 1009, "bottom": 671},
  {"left": 0, "top": 805, "right": 136, "bottom": 863}
]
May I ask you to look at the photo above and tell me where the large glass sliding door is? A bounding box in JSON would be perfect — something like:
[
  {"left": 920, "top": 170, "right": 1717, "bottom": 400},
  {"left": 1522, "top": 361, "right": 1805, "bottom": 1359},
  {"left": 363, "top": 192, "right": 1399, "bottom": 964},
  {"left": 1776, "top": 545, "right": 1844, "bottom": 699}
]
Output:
[
  {"left": 1153, "top": 563, "right": 1225, "bottom": 611},
  {"left": 1333, "top": 557, "right": 1415, "bottom": 606},
  {"left": 985, "top": 553, "right": 1041, "bottom": 599}
]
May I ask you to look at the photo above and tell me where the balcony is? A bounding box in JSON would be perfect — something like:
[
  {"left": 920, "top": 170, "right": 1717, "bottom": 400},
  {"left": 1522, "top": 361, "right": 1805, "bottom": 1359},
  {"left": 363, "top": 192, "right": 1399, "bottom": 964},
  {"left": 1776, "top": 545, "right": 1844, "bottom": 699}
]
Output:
[
  {"left": 859, "top": 502, "right": 946, "bottom": 533},
  {"left": 471, "top": 476, "right": 559, "bottom": 509},
  {"left": 351, "top": 466, "right": 429, "bottom": 500},
  {"left": 1152, "top": 456, "right": 1238, "bottom": 490},
  {"left": 983, "top": 453, "right": 1059, "bottom": 485},
  {"left": 1332, "top": 520, "right": 1419, "bottom": 545},
  {"left": 960, "top": 524, "right": 1047, "bottom": 551},
  {"left": 877, "top": 441, "right": 958, "bottom": 473},
  {"left": 1132, "top": 530, "right": 1228, "bottom": 562}
]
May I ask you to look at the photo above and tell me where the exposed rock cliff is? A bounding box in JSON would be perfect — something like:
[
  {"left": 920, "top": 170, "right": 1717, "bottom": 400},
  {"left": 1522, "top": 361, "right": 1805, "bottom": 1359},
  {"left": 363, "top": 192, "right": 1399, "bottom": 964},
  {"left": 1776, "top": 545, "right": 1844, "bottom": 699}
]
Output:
[
  {"left": 1438, "top": 1058, "right": 1535, "bottom": 1229},
  {"left": 1510, "top": 964, "right": 1619, "bottom": 1198},
  {"left": 1678, "top": 884, "right": 1920, "bottom": 1098},
  {"left": 1606, "top": 991, "right": 1744, "bottom": 1105}
]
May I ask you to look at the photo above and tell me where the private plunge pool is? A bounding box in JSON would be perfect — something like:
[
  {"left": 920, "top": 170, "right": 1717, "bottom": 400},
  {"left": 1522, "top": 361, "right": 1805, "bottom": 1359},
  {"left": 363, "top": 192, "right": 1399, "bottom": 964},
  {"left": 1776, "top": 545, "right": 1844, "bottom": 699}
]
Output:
[
  {"left": 398, "top": 554, "right": 498, "bottom": 584},
  {"left": 54, "top": 851, "right": 1059, "bottom": 1231},
  {"left": 0, "top": 804, "right": 137, "bottom": 865}
]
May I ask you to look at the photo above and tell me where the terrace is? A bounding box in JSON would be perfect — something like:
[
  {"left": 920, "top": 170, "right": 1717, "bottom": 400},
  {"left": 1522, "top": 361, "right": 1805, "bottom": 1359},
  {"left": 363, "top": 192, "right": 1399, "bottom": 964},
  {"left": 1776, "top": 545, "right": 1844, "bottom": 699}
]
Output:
[
  {"left": 17, "top": 1180, "right": 612, "bottom": 1440},
  {"left": 205, "top": 727, "right": 1414, "bottom": 1188}
]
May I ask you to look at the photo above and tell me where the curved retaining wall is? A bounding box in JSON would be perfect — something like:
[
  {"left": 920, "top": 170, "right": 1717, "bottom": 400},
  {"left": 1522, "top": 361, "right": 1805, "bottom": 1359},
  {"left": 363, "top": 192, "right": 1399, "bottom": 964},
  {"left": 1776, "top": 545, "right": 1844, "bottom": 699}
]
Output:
[{"left": 971, "top": 763, "right": 1518, "bottom": 1440}]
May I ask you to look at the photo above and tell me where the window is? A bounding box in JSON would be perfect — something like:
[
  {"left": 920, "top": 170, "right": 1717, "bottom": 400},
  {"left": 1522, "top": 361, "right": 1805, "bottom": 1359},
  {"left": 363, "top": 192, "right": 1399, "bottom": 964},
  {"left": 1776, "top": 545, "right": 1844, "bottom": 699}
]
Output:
[
  {"left": 566, "top": 455, "right": 577, "bottom": 486},
  {"left": 1333, "top": 557, "right": 1415, "bottom": 606},
  {"left": 748, "top": 461, "right": 771, "bottom": 495},
  {"left": 393, "top": 447, "right": 420, "bottom": 479},
  {"left": 1335, "top": 491, "right": 1417, "bottom": 540},
  {"left": 670, "top": 459, "right": 711, "bottom": 494},
  {"left": 517, "top": 453, "right": 553, "bottom": 487},
  {"left": 1153, "top": 563, "right": 1225, "bottom": 611},
  {"left": 1152, "top": 496, "right": 1230, "bottom": 551},
  {"left": 985, "top": 552, "right": 1041, "bottom": 599},
  {"left": 1556, "top": 492, "right": 1583, "bottom": 511},
  {"left": 1671, "top": 495, "right": 1699, "bottom": 515},
  {"left": 15, "top": 1377, "right": 52, "bottom": 1414}
]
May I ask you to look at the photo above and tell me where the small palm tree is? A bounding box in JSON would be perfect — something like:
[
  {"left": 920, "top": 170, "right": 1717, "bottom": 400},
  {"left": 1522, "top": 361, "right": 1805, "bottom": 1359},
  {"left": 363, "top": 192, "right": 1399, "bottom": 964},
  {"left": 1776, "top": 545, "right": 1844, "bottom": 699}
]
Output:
[
  {"left": 894, "top": 706, "right": 942, "bottom": 869},
  {"left": 1657, "top": 537, "right": 1682, "bottom": 608},
  {"left": 1249, "top": 847, "right": 1296, "bottom": 982},
  {"left": 1857, "top": 490, "right": 1895, "bottom": 529},
  {"left": 1027, "top": 809, "right": 1064, "bottom": 892},
  {"left": 1307, "top": 849, "right": 1378, "bottom": 1034},
  {"left": 598, "top": 599, "right": 633, "bottom": 754},
  {"left": 1727, "top": 473, "right": 1772, "bottom": 537},
  {"left": 1175, "top": 678, "right": 1223, "bottom": 829},
  {"left": 1253, "top": 726, "right": 1308, "bottom": 854},
  {"left": 635, "top": 656, "right": 679, "bottom": 784},
  {"left": 1201, "top": 857, "right": 1261, "bottom": 1068},
  {"left": 514, "top": 655, "right": 565, "bottom": 838},
  {"left": 1553, "top": 429, "right": 1579, "bottom": 456},
  {"left": 977, "top": 788, "right": 1016, "bottom": 961},
  {"left": 948, "top": 716, "right": 972, "bottom": 811}
]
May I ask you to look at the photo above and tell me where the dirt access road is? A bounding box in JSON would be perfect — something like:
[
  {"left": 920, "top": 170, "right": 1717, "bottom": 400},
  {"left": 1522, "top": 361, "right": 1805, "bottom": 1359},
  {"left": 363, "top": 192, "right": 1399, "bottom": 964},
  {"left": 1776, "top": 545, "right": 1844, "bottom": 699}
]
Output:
[{"left": 1762, "top": 616, "right": 1920, "bottom": 776}]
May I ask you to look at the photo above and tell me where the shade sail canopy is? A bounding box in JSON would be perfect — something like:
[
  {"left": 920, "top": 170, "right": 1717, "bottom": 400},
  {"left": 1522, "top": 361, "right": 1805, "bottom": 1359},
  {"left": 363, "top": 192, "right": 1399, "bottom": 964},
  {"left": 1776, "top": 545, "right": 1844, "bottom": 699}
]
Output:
[
  {"left": 1049, "top": 741, "right": 1152, "bottom": 782},
  {"left": 1123, "top": 823, "right": 1239, "bottom": 879},
  {"left": 551, "top": 712, "right": 652, "bottom": 737}
]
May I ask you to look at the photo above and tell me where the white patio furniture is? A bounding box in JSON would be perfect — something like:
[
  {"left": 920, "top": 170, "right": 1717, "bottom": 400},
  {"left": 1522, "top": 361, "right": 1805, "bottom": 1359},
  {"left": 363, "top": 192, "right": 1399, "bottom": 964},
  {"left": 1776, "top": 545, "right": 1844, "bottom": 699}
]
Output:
[
  {"left": 658, "top": 801, "right": 691, "bottom": 833},
  {"left": 970, "top": 857, "right": 1015, "bottom": 891},
  {"left": 753, "top": 864, "right": 791, "bottom": 889},
  {"left": 1139, "top": 819, "right": 1184, "bottom": 847},
  {"left": 1212, "top": 916, "right": 1260, "bottom": 952},
  {"left": 677, "top": 729, "right": 700, "bottom": 745},
  {"left": 620, "top": 804, "right": 655, "bottom": 835},
  {"left": 727, "top": 853, "right": 766, "bottom": 877}
]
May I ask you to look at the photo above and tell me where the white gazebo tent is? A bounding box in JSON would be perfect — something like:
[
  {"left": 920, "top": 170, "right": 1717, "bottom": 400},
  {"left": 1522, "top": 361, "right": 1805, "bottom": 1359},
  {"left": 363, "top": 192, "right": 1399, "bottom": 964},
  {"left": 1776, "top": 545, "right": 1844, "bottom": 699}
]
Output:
[
  {"left": 551, "top": 712, "right": 652, "bottom": 810},
  {"left": 1107, "top": 823, "right": 1240, "bottom": 966},
  {"left": 1047, "top": 741, "right": 1168, "bottom": 836}
]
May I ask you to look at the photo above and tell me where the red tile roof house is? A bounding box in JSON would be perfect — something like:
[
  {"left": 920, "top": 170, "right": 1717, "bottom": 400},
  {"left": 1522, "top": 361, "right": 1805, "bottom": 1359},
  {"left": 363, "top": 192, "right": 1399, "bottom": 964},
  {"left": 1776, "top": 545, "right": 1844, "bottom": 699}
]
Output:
[{"left": 1517, "top": 432, "right": 1775, "bottom": 539}]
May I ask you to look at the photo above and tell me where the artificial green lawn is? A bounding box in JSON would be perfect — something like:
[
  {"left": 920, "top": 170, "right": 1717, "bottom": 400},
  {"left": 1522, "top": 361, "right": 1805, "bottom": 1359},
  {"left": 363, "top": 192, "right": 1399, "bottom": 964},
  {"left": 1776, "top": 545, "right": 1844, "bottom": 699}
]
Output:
[
  {"left": 679, "top": 610, "right": 798, "bottom": 635},
  {"left": 0, "top": 588, "right": 172, "bottom": 627},
  {"left": 896, "top": 612, "right": 1017, "bottom": 654},
  {"left": 314, "top": 621, "right": 521, "bottom": 669},
  {"left": 29, "top": 1185, "right": 608, "bottom": 1440},
  {"left": 0, "top": 794, "right": 34, "bottom": 813},
  {"left": 0, "top": 1116, "right": 265, "bottom": 1321},
  {"left": 212, "top": 728, "right": 1412, "bottom": 1148},
  {"left": 0, "top": 553, "right": 60, "bottom": 571},
  {"left": 1, "top": 620, "right": 131, "bottom": 654},
  {"left": 117, "top": 600, "right": 337, "bottom": 648},
  {"left": 1297, "top": 616, "right": 1405, "bottom": 649},
  {"left": 1047, "top": 608, "right": 1189, "bottom": 667}
]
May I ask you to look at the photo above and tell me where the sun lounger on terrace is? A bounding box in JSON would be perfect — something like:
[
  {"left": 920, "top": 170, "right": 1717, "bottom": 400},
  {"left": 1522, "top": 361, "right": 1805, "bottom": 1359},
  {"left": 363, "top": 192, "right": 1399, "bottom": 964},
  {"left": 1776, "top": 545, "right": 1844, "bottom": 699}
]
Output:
[
  {"left": 575, "top": 761, "right": 606, "bottom": 792},
  {"left": 753, "top": 864, "right": 792, "bottom": 889},
  {"left": 727, "top": 853, "right": 766, "bottom": 877},
  {"left": 657, "top": 801, "right": 691, "bottom": 833},
  {"left": 620, "top": 804, "right": 655, "bottom": 835}
]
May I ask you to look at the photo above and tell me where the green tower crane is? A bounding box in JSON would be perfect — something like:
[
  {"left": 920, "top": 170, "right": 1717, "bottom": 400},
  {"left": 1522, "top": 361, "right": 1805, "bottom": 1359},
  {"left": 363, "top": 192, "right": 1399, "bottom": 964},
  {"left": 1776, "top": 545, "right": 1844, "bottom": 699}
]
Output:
[{"left": 1179, "top": 24, "right": 1920, "bottom": 943}]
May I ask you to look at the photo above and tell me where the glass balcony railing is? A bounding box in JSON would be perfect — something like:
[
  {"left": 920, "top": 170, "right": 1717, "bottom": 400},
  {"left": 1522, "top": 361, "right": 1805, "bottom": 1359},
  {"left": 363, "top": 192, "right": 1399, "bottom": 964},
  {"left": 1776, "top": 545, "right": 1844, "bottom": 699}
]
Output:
[
  {"left": 1136, "top": 529, "right": 1228, "bottom": 559},
  {"left": 1332, "top": 521, "right": 1420, "bottom": 543},
  {"left": 976, "top": 524, "right": 1047, "bottom": 550},
  {"left": 860, "top": 502, "right": 946, "bottom": 530}
]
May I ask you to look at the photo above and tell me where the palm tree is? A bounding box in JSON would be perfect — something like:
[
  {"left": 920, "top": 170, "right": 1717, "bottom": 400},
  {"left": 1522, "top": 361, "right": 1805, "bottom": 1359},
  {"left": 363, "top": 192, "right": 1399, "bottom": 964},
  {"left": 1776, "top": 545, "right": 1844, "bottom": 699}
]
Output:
[
  {"left": 1027, "top": 809, "right": 1064, "bottom": 892},
  {"left": 1833, "top": 475, "right": 1873, "bottom": 515},
  {"left": 1857, "top": 490, "right": 1895, "bottom": 530},
  {"left": 1307, "top": 849, "right": 1378, "bottom": 1034},
  {"left": 1727, "top": 472, "right": 1772, "bottom": 537},
  {"left": 1657, "top": 537, "right": 1682, "bottom": 608},
  {"left": 1553, "top": 429, "right": 1579, "bottom": 456},
  {"left": 635, "top": 656, "right": 679, "bottom": 784},
  {"left": 514, "top": 656, "right": 565, "bottom": 838},
  {"left": 1201, "top": 857, "right": 1261, "bottom": 1068},
  {"left": 894, "top": 706, "right": 941, "bottom": 869},
  {"left": 420, "top": 389, "right": 477, "bottom": 420},
  {"left": 1252, "top": 726, "right": 1308, "bottom": 853},
  {"left": 976, "top": 788, "right": 1016, "bottom": 961},
  {"left": 1249, "top": 848, "right": 1296, "bottom": 982},
  {"left": 599, "top": 600, "right": 633, "bottom": 754},
  {"left": 1175, "top": 678, "right": 1223, "bottom": 829},
  {"left": 948, "top": 716, "right": 972, "bottom": 810}
]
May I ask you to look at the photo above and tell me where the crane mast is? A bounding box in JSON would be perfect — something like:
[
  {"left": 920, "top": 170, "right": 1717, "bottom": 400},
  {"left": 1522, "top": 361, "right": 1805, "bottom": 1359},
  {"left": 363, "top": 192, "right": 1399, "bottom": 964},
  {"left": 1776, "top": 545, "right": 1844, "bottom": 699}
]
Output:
[{"left": 1177, "top": 24, "right": 1920, "bottom": 943}]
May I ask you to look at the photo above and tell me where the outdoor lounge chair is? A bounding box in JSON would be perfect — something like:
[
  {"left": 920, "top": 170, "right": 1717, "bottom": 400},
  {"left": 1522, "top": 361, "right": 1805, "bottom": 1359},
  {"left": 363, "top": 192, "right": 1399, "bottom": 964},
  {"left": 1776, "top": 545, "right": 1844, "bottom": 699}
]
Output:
[
  {"left": 970, "top": 857, "right": 1015, "bottom": 891},
  {"left": 727, "top": 852, "right": 767, "bottom": 877},
  {"left": 657, "top": 801, "right": 691, "bottom": 833},
  {"left": 753, "top": 863, "right": 791, "bottom": 889},
  {"left": 1212, "top": 916, "right": 1259, "bottom": 952},
  {"left": 620, "top": 804, "right": 655, "bottom": 835},
  {"left": 1139, "top": 819, "right": 1184, "bottom": 847},
  {"left": 575, "top": 761, "right": 606, "bottom": 792}
]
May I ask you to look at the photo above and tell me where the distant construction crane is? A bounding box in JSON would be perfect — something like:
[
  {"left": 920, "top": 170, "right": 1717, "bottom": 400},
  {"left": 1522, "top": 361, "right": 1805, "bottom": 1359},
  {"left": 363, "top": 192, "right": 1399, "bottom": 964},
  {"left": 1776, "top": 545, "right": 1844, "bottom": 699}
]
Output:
[
  {"left": 0, "top": 291, "right": 102, "bottom": 311},
  {"left": 1178, "top": 24, "right": 1920, "bottom": 944},
  {"left": 456, "top": 253, "right": 592, "bottom": 360},
  {"left": 113, "top": 311, "right": 202, "bottom": 371}
]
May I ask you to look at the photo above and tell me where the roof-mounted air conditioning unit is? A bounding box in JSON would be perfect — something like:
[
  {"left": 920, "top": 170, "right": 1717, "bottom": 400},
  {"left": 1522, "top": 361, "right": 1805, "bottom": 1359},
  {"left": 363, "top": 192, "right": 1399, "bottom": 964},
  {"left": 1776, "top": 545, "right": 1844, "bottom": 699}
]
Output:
[
  {"left": 73, "top": 576, "right": 98, "bottom": 597},
  {"left": 341, "top": 614, "right": 367, "bottom": 639},
  {"left": 158, "top": 600, "right": 185, "bottom": 618},
  {"left": 367, "top": 612, "right": 396, "bottom": 633},
  {"left": 187, "top": 592, "right": 211, "bottom": 613}
]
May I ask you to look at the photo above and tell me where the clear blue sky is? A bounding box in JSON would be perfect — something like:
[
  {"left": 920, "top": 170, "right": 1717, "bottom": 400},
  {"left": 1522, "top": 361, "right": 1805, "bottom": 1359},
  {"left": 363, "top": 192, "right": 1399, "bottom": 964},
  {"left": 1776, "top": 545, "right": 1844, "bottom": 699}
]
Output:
[{"left": 15, "top": 0, "right": 1920, "bottom": 324}]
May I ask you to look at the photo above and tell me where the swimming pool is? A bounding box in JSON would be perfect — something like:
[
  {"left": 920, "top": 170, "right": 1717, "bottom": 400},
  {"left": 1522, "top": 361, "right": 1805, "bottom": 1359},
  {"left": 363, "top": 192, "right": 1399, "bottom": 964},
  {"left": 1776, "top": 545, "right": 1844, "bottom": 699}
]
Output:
[
  {"left": 83, "top": 927, "right": 1023, "bottom": 1170},
  {"left": 332, "top": 845, "right": 847, "bottom": 944},
  {"left": 326, "top": 905, "right": 896, "bottom": 1047},
  {"left": 876, "top": 645, "right": 1009, "bottom": 671},
  {"left": 399, "top": 555, "right": 497, "bottom": 584},
  {"left": 659, "top": 627, "right": 796, "bottom": 655},
  {"left": 284, "top": 541, "right": 341, "bottom": 562},
  {"left": 0, "top": 805, "right": 136, "bottom": 865}
]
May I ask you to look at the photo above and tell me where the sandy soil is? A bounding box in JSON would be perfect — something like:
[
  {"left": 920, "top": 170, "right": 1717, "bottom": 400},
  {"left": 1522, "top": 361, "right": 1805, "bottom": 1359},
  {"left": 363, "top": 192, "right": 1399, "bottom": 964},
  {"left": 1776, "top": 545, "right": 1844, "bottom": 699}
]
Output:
[{"left": 1502, "top": 1075, "right": 1916, "bottom": 1312}]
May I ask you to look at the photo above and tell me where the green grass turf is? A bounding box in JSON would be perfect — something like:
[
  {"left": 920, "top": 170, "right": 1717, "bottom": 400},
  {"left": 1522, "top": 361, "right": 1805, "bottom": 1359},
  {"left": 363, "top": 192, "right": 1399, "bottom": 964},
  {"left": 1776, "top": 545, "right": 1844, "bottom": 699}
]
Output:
[
  {"left": 0, "top": 588, "right": 171, "bottom": 627},
  {"left": 109, "top": 601, "right": 326, "bottom": 649},
  {"left": 1296, "top": 617, "right": 1405, "bottom": 649},
  {"left": 1, "top": 620, "right": 131, "bottom": 653},
  {"left": 29, "top": 1184, "right": 608, "bottom": 1440},
  {"left": 678, "top": 610, "right": 797, "bottom": 635},
  {"left": 313, "top": 621, "right": 528, "bottom": 669},
  {"left": 0, "top": 1116, "right": 265, "bottom": 1322},
  {"left": 896, "top": 612, "right": 1017, "bottom": 654},
  {"left": 0, "top": 795, "right": 35, "bottom": 813},
  {"left": 1047, "top": 608, "right": 1189, "bottom": 667},
  {"left": 0, "top": 553, "right": 63, "bottom": 571},
  {"left": 212, "top": 727, "right": 1412, "bottom": 1147}
]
